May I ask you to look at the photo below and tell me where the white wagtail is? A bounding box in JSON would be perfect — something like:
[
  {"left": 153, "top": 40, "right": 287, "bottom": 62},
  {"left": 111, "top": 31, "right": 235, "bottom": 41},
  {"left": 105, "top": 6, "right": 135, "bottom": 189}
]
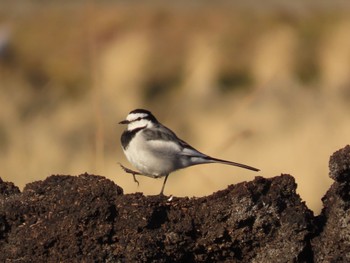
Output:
[{"left": 119, "top": 109, "right": 259, "bottom": 195}]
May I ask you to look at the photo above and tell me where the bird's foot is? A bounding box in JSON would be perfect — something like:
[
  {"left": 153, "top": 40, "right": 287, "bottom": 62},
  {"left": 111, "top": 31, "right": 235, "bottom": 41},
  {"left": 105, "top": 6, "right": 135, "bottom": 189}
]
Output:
[{"left": 118, "top": 163, "right": 141, "bottom": 186}]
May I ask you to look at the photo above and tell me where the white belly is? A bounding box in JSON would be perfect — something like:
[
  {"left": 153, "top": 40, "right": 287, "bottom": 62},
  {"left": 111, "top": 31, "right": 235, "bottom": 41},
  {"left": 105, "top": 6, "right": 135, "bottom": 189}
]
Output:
[{"left": 123, "top": 133, "right": 182, "bottom": 177}]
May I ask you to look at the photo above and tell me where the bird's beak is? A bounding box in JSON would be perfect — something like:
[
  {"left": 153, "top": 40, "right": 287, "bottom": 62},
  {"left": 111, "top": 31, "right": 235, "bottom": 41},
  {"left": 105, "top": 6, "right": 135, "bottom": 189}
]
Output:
[{"left": 119, "top": 120, "right": 129, "bottom": 124}]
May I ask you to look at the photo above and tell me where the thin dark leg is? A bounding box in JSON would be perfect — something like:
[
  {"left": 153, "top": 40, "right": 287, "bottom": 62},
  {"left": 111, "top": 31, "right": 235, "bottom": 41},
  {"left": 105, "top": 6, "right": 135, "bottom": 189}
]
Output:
[
  {"left": 118, "top": 163, "right": 141, "bottom": 186},
  {"left": 160, "top": 174, "right": 169, "bottom": 195}
]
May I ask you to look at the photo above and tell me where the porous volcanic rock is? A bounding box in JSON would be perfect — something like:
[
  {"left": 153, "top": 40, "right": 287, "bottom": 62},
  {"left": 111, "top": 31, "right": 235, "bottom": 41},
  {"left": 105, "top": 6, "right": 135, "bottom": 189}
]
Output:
[
  {"left": 312, "top": 145, "right": 350, "bottom": 262},
  {"left": 2, "top": 146, "right": 350, "bottom": 262},
  {"left": 0, "top": 177, "right": 20, "bottom": 197},
  {"left": 0, "top": 173, "right": 314, "bottom": 262}
]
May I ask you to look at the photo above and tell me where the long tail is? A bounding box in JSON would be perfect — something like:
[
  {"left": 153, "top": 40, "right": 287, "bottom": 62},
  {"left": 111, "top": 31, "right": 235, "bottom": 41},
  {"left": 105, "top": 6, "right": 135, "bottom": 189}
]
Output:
[{"left": 205, "top": 156, "right": 260, "bottom": 172}]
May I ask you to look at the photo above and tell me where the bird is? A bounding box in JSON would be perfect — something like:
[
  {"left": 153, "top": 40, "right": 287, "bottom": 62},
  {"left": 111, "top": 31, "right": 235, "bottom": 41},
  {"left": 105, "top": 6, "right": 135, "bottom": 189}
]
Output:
[{"left": 119, "top": 109, "right": 259, "bottom": 195}]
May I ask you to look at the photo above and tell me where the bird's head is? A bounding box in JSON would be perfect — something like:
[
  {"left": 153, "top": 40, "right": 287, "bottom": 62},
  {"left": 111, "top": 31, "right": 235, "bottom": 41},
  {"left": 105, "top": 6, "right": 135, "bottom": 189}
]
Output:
[{"left": 119, "top": 109, "right": 158, "bottom": 131}]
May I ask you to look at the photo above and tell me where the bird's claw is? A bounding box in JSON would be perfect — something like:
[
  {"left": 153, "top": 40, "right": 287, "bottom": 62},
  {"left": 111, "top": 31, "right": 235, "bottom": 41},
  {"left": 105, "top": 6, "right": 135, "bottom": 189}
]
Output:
[{"left": 118, "top": 162, "right": 141, "bottom": 186}]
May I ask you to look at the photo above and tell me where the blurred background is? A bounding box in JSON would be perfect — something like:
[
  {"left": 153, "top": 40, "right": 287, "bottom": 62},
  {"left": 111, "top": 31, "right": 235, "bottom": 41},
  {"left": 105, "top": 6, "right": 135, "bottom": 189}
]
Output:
[{"left": 1, "top": 1, "right": 349, "bottom": 214}]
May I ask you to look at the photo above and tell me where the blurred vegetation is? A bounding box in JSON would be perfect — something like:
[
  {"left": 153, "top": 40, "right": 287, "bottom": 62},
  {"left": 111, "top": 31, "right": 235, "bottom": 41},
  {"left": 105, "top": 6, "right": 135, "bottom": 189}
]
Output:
[{"left": 1, "top": 1, "right": 350, "bottom": 213}]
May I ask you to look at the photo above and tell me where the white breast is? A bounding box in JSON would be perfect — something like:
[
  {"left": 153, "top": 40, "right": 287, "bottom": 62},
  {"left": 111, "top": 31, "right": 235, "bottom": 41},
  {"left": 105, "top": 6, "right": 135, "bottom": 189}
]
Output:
[{"left": 123, "top": 131, "right": 183, "bottom": 177}]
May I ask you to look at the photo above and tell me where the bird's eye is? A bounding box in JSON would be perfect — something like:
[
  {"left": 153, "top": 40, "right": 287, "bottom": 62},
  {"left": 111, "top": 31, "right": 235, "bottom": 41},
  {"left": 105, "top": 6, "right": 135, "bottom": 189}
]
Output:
[{"left": 131, "top": 117, "right": 142, "bottom": 122}]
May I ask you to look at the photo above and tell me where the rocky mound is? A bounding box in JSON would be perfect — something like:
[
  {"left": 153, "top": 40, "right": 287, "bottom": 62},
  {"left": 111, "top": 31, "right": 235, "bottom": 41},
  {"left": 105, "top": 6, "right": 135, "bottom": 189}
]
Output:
[{"left": 1, "top": 145, "right": 349, "bottom": 262}]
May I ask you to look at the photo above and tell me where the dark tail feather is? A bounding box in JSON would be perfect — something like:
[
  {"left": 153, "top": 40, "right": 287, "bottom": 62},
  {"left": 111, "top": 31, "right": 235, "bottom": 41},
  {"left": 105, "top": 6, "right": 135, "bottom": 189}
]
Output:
[{"left": 205, "top": 156, "right": 260, "bottom": 172}]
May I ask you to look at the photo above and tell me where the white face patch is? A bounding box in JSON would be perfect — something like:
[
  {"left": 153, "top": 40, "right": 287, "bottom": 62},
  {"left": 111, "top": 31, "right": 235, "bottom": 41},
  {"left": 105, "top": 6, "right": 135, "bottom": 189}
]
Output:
[
  {"left": 126, "top": 112, "right": 153, "bottom": 131},
  {"left": 127, "top": 119, "right": 150, "bottom": 131},
  {"left": 126, "top": 112, "right": 148, "bottom": 122}
]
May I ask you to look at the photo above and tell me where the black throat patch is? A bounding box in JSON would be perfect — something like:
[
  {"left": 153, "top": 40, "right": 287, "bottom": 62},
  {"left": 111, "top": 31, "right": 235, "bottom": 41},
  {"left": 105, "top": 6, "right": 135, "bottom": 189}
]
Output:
[{"left": 121, "top": 126, "right": 145, "bottom": 150}]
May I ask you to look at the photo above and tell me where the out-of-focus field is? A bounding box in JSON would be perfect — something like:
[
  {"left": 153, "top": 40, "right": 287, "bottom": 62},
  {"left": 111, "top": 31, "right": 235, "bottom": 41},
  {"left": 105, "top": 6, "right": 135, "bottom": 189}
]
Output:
[{"left": 1, "top": 1, "right": 350, "bottom": 213}]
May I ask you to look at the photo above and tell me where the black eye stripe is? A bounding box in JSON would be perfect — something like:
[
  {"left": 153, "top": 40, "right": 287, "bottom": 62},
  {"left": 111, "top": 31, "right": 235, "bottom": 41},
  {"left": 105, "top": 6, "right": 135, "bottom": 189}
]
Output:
[
  {"left": 127, "top": 109, "right": 159, "bottom": 124},
  {"left": 130, "top": 116, "right": 144, "bottom": 123},
  {"left": 127, "top": 113, "right": 158, "bottom": 124}
]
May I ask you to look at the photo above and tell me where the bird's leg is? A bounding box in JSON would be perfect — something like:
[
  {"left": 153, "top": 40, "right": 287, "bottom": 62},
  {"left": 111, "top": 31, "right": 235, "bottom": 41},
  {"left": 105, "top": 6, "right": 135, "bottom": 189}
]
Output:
[
  {"left": 118, "top": 163, "right": 141, "bottom": 186},
  {"left": 160, "top": 174, "right": 169, "bottom": 196}
]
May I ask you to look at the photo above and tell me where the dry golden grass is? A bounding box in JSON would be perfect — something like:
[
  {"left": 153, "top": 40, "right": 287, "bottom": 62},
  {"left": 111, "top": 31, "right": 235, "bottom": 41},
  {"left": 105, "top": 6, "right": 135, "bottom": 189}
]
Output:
[{"left": 1, "top": 2, "right": 350, "bottom": 213}]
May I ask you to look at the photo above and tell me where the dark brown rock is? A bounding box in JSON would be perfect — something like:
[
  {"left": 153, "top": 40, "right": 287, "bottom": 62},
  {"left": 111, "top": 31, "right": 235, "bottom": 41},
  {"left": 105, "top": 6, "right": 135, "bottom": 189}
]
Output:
[
  {"left": 0, "top": 177, "right": 20, "bottom": 197},
  {"left": 0, "top": 178, "right": 20, "bottom": 241},
  {"left": 313, "top": 145, "right": 350, "bottom": 262},
  {"left": 329, "top": 145, "right": 350, "bottom": 183},
  {"left": 0, "top": 173, "right": 123, "bottom": 262},
  {"left": 2, "top": 146, "right": 350, "bottom": 262},
  {"left": 0, "top": 173, "right": 314, "bottom": 262}
]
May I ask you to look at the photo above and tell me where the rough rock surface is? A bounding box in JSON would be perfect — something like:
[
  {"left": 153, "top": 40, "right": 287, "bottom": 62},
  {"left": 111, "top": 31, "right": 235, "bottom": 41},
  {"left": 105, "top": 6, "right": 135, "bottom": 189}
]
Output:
[
  {"left": 312, "top": 145, "right": 350, "bottom": 262},
  {"left": 0, "top": 145, "right": 349, "bottom": 262},
  {"left": 0, "top": 178, "right": 20, "bottom": 197}
]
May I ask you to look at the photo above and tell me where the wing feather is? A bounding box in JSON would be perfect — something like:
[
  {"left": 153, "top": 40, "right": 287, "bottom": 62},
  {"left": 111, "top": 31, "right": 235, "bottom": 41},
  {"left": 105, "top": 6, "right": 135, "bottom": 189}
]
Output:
[{"left": 142, "top": 124, "right": 206, "bottom": 157}]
